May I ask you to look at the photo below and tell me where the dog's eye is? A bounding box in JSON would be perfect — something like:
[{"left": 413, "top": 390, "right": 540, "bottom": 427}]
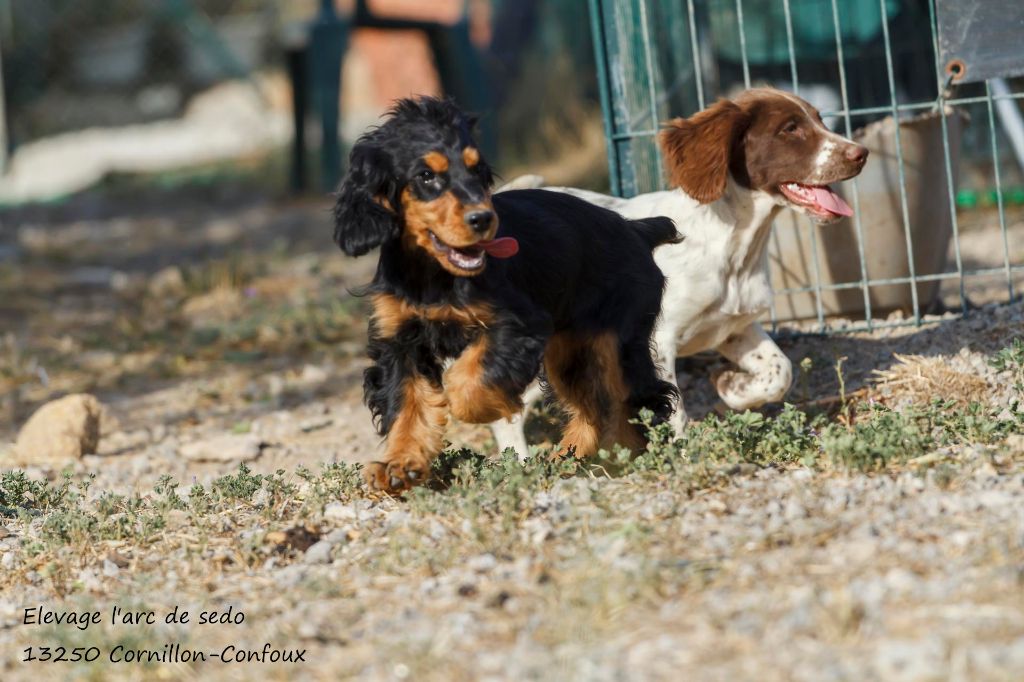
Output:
[
  {"left": 781, "top": 120, "right": 800, "bottom": 134},
  {"left": 417, "top": 170, "right": 436, "bottom": 182}
]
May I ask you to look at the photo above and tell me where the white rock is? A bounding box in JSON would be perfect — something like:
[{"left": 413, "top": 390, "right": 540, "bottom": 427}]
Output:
[{"left": 12, "top": 394, "right": 106, "bottom": 466}]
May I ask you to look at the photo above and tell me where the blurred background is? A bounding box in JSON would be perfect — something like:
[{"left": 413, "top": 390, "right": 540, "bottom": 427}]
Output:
[{"left": 0, "top": 0, "right": 605, "bottom": 203}]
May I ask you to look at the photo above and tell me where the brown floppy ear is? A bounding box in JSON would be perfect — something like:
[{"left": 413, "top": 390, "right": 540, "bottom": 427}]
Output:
[{"left": 659, "top": 100, "right": 749, "bottom": 204}]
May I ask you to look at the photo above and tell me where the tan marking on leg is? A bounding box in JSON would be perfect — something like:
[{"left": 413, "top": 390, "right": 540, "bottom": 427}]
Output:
[
  {"left": 590, "top": 333, "right": 645, "bottom": 452},
  {"left": 544, "top": 332, "right": 644, "bottom": 457},
  {"left": 445, "top": 338, "right": 522, "bottom": 423},
  {"left": 366, "top": 374, "right": 449, "bottom": 493},
  {"left": 544, "top": 334, "right": 602, "bottom": 457}
]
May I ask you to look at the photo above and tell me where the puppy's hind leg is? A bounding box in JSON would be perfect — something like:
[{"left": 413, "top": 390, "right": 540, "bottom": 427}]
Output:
[
  {"left": 490, "top": 413, "right": 529, "bottom": 462},
  {"left": 544, "top": 334, "right": 606, "bottom": 457},
  {"left": 489, "top": 381, "right": 542, "bottom": 462}
]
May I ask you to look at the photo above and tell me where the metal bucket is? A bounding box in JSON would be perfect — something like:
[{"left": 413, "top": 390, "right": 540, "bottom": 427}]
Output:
[{"left": 768, "top": 108, "right": 966, "bottom": 321}]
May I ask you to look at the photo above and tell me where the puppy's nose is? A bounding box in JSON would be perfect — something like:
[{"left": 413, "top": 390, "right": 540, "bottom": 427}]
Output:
[
  {"left": 465, "top": 210, "right": 495, "bottom": 234},
  {"left": 845, "top": 144, "right": 869, "bottom": 164}
]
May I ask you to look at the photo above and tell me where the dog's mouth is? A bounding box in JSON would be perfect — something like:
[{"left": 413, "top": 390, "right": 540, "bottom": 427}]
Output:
[
  {"left": 428, "top": 231, "right": 519, "bottom": 273},
  {"left": 779, "top": 182, "right": 854, "bottom": 222}
]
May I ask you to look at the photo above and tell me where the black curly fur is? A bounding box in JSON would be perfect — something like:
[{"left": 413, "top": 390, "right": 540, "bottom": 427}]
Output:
[{"left": 333, "top": 96, "right": 678, "bottom": 453}]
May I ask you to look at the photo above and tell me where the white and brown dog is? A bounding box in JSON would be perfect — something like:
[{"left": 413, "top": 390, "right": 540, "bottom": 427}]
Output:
[{"left": 493, "top": 87, "right": 869, "bottom": 452}]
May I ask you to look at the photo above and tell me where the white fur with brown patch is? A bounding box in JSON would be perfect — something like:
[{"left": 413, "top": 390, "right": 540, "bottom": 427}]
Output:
[{"left": 489, "top": 88, "right": 867, "bottom": 452}]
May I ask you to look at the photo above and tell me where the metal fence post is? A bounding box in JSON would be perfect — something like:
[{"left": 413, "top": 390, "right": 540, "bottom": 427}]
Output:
[
  {"left": 309, "top": 0, "right": 347, "bottom": 192},
  {"left": 588, "top": 0, "right": 621, "bottom": 197}
]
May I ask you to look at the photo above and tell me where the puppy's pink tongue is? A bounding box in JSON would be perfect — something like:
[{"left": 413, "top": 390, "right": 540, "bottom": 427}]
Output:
[
  {"left": 478, "top": 237, "right": 519, "bottom": 258},
  {"left": 812, "top": 186, "right": 853, "bottom": 217}
]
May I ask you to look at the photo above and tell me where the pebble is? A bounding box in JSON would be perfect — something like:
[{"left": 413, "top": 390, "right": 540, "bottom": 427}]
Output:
[
  {"left": 872, "top": 638, "right": 947, "bottom": 681},
  {"left": 303, "top": 541, "right": 334, "bottom": 565},
  {"left": 273, "top": 565, "right": 307, "bottom": 589},
  {"left": 147, "top": 266, "right": 186, "bottom": 298},
  {"left": 323, "top": 502, "right": 357, "bottom": 523},
  {"left": 784, "top": 498, "right": 807, "bottom": 520},
  {"left": 467, "top": 553, "right": 497, "bottom": 573},
  {"left": 179, "top": 433, "right": 262, "bottom": 462}
]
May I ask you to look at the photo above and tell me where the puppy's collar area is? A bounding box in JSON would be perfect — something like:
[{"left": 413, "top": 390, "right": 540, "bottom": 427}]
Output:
[{"left": 427, "top": 231, "right": 519, "bottom": 272}]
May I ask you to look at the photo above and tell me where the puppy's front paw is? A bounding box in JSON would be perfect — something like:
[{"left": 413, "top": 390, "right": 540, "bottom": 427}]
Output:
[
  {"left": 714, "top": 369, "right": 753, "bottom": 406},
  {"left": 363, "top": 459, "right": 429, "bottom": 494}
]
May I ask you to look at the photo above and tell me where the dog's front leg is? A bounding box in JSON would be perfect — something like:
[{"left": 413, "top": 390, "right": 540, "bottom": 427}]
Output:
[
  {"left": 713, "top": 323, "right": 793, "bottom": 411},
  {"left": 363, "top": 338, "right": 448, "bottom": 494},
  {"left": 446, "top": 317, "right": 547, "bottom": 426}
]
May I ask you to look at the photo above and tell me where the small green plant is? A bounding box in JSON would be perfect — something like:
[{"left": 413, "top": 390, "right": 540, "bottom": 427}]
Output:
[
  {"left": 153, "top": 474, "right": 186, "bottom": 512},
  {"left": 210, "top": 463, "right": 264, "bottom": 503},
  {"left": 647, "top": 405, "right": 826, "bottom": 470},
  {"left": 1, "top": 470, "right": 72, "bottom": 513},
  {"left": 799, "top": 356, "right": 814, "bottom": 404},
  {"left": 295, "top": 462, "right": 363, "bottom": 516},
  {"left": 834, "top": 355, "right": 850, "bottom": 421},
  {"left": 821, "top": 403, "right": 933, "bottom": 471},
  {"left": 991, "top": 338, "right": 1024, "bottom": 396}
]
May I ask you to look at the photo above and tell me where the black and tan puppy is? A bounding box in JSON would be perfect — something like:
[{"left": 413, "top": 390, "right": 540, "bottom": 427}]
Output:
[{"left": 333, "top": 97, "right": 677, "bottom": 493}]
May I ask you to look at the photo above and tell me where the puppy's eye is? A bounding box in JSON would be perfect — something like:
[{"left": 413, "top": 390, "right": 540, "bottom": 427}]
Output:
[
  {"left": 781, "top": 120, "right": 799, "bottom": 134},
  {"left": 418, "top": 170, "right": 436, "bottom": 182}
]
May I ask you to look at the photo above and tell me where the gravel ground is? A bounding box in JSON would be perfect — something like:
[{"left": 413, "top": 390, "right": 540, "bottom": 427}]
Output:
[{"left": 0, "top": 190, "right": 1022, "bottom": 681}]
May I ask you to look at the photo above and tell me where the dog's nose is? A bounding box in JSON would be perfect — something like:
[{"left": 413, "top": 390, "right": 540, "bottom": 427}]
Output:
[
  {"left": 846, "top": 144, "right": 869, "bottom": 164},
  {"left": 465, "top": 210, "right": 495, "bottom": 234}
]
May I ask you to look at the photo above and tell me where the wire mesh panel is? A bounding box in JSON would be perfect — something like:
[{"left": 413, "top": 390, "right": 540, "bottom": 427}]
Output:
[
  {"left": 588, "top": 0, "right": 1024, "bottom": 333},
  {"left": 590, "top": 0, "right": 702, "bottom": 196}
]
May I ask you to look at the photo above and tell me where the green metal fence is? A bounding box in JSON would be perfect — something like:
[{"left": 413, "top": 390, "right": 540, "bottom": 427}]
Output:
[{"left": 588, "top": 0, "right": 1024, "bottom": 333}]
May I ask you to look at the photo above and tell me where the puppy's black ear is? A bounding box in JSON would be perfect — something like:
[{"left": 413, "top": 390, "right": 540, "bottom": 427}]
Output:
[{"left": 332, "top": 144, "right": 399, "bottom": 256}]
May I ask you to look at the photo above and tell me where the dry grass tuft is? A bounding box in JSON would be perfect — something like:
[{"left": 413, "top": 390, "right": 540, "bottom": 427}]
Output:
[{"left": 870, "top": 353, "right": 989, "bottom": 407}]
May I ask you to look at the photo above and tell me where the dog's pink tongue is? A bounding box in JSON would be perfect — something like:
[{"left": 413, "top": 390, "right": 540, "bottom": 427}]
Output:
[
  {"left": 478, "top": 237, "right": 519, "bottom": 258},
  {"left": 812, "top": 186, "right": 853, "bottom": 217}
]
